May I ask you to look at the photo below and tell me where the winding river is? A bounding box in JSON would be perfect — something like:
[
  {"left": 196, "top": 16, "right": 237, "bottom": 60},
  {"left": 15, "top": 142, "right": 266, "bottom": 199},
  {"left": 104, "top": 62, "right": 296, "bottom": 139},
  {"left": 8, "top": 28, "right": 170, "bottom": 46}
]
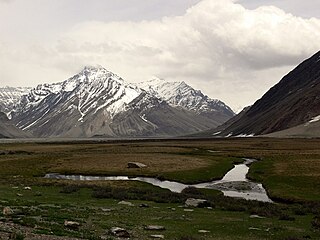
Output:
[{"left": 45, "top": 158, "right": 272, "bottom": 203}]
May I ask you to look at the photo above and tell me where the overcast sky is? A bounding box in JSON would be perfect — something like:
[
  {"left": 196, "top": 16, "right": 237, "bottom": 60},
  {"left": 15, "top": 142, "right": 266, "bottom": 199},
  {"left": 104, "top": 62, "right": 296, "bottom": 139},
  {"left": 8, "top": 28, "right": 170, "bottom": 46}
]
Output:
[{"left": 1, "top": 0, "right": 320, "bottom": 112}]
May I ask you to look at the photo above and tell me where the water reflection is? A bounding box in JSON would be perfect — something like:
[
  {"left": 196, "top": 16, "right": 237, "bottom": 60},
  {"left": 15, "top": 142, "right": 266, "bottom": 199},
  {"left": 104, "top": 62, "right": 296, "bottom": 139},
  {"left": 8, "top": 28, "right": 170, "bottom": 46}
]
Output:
[{"left": 45, "top": 158, "right": 272, "bottom": 202}]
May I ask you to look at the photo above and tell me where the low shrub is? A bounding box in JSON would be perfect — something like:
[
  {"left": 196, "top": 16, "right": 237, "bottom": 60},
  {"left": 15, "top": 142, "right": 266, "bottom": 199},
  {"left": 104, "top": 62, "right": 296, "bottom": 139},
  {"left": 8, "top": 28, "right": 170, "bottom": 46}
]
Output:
[
  {"left": 9, "top": 232, "right": 25, "bottom": 240},
  {"left": 311, "top": 216, "right": 320, "bottom": 230},
  {"left": 279, "top": 214, "right": 295, "bottom": 221},
  {"left": 91, "top": 186, "right": 185, "bottom": 203},
  {"left": 59, "top": 185, "right": 80, "bottom": 194},
  {"left": 181, "top": 187, "right": 204, "bottom": 196}
]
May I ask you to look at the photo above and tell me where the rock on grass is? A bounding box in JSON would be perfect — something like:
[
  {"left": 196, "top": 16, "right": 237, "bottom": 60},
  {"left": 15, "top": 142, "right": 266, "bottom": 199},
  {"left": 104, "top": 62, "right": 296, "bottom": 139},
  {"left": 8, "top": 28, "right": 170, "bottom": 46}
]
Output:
[
  {"left": 110, "top": 227, "right": 130, "bottom": 238},
  {"left": 185, "top": 198, "right": 208, "bottom": 208},
  {"left": 144, "top": 225, "right": 166, "bottom": 231},
  {"left": 2, "top": 207, "right": 13, "bottom": 216},
  {"left": 64, "top": 221, "right": 80, "bottom": 230}
]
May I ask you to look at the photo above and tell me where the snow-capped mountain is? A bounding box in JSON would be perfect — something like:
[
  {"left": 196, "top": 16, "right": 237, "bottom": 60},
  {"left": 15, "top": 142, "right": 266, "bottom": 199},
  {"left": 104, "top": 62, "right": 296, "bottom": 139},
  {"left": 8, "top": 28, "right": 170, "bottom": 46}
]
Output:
[
  {"left": 137, "top": 78, "right": 234, "bottom": 122},
  {"left": 10, "top": 66, "right": 228, "bottom": 138},
  {"left": 0, "top": 87, "right": 31, "bottom": 114},
  {"left": 13, "top": 66, "right": 142, "bottom": 121}
]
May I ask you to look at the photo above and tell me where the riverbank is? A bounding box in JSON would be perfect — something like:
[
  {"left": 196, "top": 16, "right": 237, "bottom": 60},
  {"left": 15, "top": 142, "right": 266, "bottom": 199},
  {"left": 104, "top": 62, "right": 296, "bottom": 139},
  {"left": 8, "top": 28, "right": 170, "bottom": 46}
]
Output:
[{"left": 44, "top": 158, "right": 272, "bottom": 202}]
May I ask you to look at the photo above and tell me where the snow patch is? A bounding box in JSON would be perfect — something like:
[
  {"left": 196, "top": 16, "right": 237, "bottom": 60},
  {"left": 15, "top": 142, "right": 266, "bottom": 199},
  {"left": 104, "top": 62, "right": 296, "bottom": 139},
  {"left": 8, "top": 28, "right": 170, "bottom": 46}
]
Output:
[
  {"left": 140, "top": 114, "right": 148, "bottom": 123},
  {"left": 212, "top": 131, "right": 221, "bottom": 136},
  {"left": 104, "top": 84, "right": 141, "bottom": 117},
  {"left": 225, "top": 133, "right": 233, "bottom": 138},
  {"left": 22, "top": 117, "right": 41, "bottom": 130},
  {"left": 234, "top": 133, "right": 255, "bottom": 138},
  {"left": 305, "top": 115, "right": 320, "bottom": 126},
  {"left": 77, "top": 95, "right": 85, "bottom": 122},
  {"left": 309, "top": 115, "right": 320, "bottom": 123}
]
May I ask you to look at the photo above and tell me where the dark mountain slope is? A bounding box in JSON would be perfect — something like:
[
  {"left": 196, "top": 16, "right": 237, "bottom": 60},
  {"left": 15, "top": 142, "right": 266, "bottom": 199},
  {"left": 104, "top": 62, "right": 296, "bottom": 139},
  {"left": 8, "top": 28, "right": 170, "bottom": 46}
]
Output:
[
  {"left": 0, "top": 112, "right": 30, "bottom": 138},
  {"left": 218, "top": 51, "right": 320, "bottom": 136},
  {"left": 265, "top": 117, "right": 320, "bottom": 138}
]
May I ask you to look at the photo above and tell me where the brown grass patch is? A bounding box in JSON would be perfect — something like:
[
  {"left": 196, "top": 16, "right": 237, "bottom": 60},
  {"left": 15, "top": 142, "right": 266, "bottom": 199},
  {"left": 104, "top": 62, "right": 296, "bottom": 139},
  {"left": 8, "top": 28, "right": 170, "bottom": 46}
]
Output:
[
  {"left": 48, "top": 152, "right": 208, "bottom": 174},
  {"left": 274, "top": 159, "right": 320, "bottom": 176}
]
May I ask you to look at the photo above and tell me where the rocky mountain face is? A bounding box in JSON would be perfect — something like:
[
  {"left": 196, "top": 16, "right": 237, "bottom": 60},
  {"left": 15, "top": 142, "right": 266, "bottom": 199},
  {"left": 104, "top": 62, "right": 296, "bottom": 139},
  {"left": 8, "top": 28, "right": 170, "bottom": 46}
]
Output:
[
  {"left": 9, "top": 66, "right": 233, "bottom": 138},
  {"left": 0, "top": 112, "right": 30, "bottom": 138},
  {"left": 211, "top": 51, "right": 320, "bottom": 137},
  {"left": 0, "top": 87, "right": 31, "bottom": 114},
  {"left": 137, "top": 78, "right": 234, "bottom": 124}
]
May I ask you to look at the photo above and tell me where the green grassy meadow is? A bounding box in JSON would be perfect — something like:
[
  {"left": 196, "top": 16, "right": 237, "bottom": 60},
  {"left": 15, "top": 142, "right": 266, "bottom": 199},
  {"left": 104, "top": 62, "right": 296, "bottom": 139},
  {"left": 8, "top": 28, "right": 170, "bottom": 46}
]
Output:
[{"left": 0, "top": 138, "right": 320, "bottom": 239}]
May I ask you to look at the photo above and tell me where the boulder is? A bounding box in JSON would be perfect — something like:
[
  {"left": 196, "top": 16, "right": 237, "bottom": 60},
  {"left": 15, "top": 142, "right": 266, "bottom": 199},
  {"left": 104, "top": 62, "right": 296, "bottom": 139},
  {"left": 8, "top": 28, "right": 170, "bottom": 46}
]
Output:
[
  {"left": 101, "top": 208, "right": 112, "bottom": 212},
  {"left": 139, "top": 203, "right": 149, "bottom": 208},
  {"left": 150, "top": 235, "right": 165, "bottom": 239},
  {"left": 144, "top": 225, "right": 166, "bottom": 231},
  {"left": 250, "top": 214, "right": 265, "bottom": 219},
  {"left": 64, "top": 220, "right": 80, "bottom": 230},
  {"left": 110, "top": 227, "right": 130, "bottom": 238},
  {"left": 185, "top": 198, "right": 208, "bottom": 208},
  {"left": 118, "top": 201, "right": 134, "bottom": 207},
  {"left": 184, "top": 209, "right": 194, "bottom": 212},
  {"left": 127, "top": 162, "right": 147, "bottom": 168},
  {"left": 2, "top": 207, "right": 14, "bottom": 216}
]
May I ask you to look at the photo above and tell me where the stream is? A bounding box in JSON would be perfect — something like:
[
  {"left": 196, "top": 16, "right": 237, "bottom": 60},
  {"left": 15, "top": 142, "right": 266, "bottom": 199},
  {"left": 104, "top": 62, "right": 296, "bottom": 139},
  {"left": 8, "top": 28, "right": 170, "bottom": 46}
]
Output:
[{"left": 44, "top": 158, "right": 273, "bottom": 203}]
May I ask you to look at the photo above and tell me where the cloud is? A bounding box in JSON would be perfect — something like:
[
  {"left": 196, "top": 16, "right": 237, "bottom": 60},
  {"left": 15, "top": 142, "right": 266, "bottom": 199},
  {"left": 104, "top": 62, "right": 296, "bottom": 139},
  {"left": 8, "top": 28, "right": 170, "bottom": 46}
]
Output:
[
  {"left": 1, "top": 0, "right": 320, "bottom": 111},
  {"left": 238, "top": 0, "right": 320, "bottom": 19}
]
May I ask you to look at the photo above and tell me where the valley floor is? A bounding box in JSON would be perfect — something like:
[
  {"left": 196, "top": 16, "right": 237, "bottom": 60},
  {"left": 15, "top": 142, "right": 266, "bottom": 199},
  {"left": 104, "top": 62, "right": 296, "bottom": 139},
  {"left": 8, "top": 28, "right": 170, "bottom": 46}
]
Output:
[{"left": 0, "top": 138, "right": 319, "bottom": 239}]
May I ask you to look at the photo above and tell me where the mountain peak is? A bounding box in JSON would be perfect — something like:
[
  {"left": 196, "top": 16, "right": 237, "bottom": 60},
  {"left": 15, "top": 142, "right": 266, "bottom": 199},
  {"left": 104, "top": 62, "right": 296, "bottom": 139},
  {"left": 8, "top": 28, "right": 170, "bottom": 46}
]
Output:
[
  {"left": 82, "top": 65, "right": 107, "bottom": 72},
  {"left": 77, "top": 65, "right": 124, "bottom": 84},
  {"left": 145, "top": 77, "right": 166, "bottom": 84},
  {"left": 137, "top": 78, "right": 234, "bottom": 118}
]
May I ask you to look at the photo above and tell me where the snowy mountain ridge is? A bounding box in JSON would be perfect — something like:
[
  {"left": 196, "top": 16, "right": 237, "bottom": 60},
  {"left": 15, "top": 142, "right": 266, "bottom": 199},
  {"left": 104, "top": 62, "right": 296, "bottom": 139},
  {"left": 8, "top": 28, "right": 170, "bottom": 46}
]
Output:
[
  {"left": 137, "top": 77, "right": 234, "bottom": 115},
  {"left": 3, "top": 66, "right": 234, "bottom": 137},
  {"left": 0, "top": 86, "right": 31, "bottom": 114},
  {"left": 12, "top": 66, "right": 144, "bottom": 125},
  {"left": 9, "top": 66, "right": 171, "bottom": 137}
]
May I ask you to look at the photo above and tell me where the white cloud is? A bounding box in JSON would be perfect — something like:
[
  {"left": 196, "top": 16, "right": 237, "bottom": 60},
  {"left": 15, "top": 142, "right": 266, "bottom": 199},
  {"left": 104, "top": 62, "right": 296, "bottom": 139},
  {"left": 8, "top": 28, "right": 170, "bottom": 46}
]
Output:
[{"left": 1, "top": 0, "right": 320, "bottom": 111}]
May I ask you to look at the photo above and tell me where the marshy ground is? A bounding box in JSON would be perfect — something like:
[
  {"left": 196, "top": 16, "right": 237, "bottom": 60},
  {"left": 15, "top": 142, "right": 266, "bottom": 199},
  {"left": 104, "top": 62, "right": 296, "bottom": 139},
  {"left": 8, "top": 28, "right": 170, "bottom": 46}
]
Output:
[{"left": 0, "top": 138, "right": 320, "bottom": 239}]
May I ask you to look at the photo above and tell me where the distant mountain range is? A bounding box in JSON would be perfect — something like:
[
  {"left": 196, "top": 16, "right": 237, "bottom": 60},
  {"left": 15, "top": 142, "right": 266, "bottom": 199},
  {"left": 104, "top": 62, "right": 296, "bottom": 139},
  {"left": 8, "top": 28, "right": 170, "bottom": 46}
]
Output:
[
  {"left": 199, "top": 51, "right": 320, "bottom": 138},
  {"left": 0, "top": 66, "right": 234, "bottom": 138},
  {"left": 0, "top": 87, "right": 31, "bottom": 114},
  {"left": 137, "top": 78, "right": 233, "bottom": 124},
  {"left": 1, "top": 50, "right": 319, "bottom": 139}
]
